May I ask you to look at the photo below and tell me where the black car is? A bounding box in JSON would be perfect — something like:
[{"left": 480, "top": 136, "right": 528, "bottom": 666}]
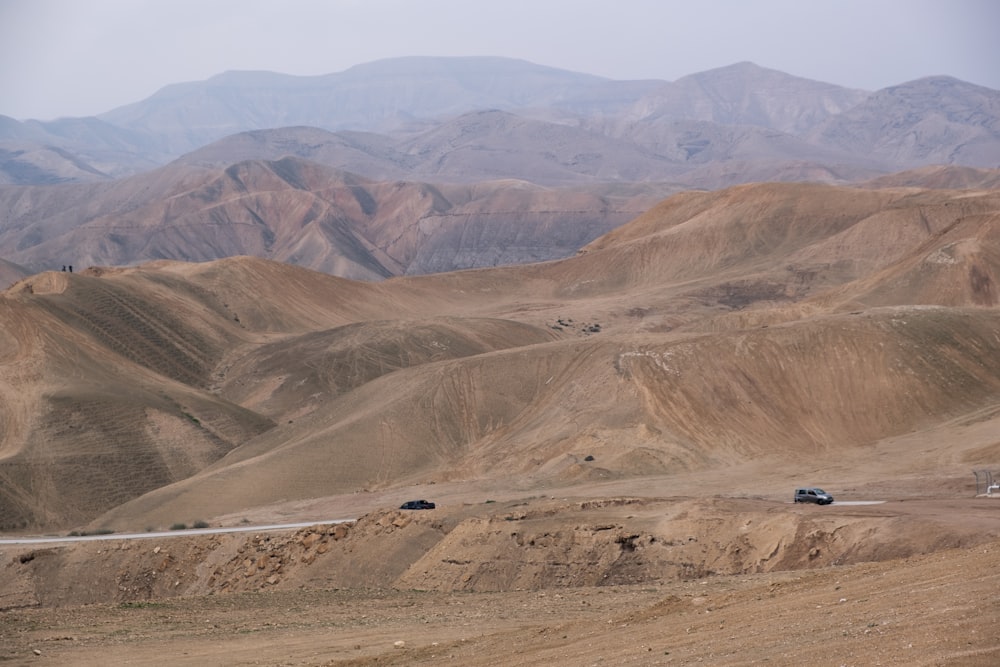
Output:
[{"left": 400, "top": 499, "right": 436, "bottom": 510}]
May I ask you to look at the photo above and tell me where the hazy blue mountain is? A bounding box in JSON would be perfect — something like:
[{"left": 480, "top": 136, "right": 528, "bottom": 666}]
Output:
[
  {"left": 172, "top": 126, "right": 415, "bottom": 181},
  {"left": 0, "top": 115, "right": 166, "bottom": 182},
  {"left": 618, "top": 62, "right": 870, "bottom": 135},
  {"left": 1, "top": 57, "right": 997, "bottom": 186},
  {"left": 807, "top": 76, "right": 1000, "bottom": 168},
  {"left": 96, "top": 57, "right": 654, "bottom": 155}
]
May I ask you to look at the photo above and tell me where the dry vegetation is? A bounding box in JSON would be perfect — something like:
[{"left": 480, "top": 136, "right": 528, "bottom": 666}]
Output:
[{"left": 2, "top": 177, "right": 1000, "bottom": 664}]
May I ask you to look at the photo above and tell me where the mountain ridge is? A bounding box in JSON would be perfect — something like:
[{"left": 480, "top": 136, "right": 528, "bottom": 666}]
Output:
[
  {"left": 3, "top": 57, "right": 996, "bottom": 187},
  {"left": 0, "top": 155, "right": 668, "bottom": 276}
]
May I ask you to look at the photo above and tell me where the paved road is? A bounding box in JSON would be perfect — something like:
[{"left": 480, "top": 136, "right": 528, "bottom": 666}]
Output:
[
  {"left": 831, "top": 500, "right": 886, "bottom": 506},
  {"left": 785, "top": 500, "right": 886, "bottom": 506},
  {"left": 0, "top": 519, "right": 353, "bottom": 545}
]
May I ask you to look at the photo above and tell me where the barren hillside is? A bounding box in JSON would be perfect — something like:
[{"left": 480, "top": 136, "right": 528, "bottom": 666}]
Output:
[
  {"left": 0, "top": 157, "right": 667, "bottom": 277},
  {"left": 2, "top": 179, "right": 1000, "bottom": 665},
  {"left": 2, "top": 180, "right": 998, "bottom": 533}
]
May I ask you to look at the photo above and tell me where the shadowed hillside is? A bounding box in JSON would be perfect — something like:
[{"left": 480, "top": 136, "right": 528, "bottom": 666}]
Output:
[
  {"left": 0, "top": 157, "right": 667, "bottom": 277},
  {"left": 0, "top": 271, "right": 275, "bottom": 528},
  {"left": 2, "top": 181, "right": 999, "bottom": 532}
]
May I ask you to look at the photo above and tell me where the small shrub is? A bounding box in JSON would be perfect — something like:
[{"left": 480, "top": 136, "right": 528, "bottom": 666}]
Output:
[
  {"left": 192, "top": 520, "right": 209, "bottom": 529},
  {"left": 169, "top": 522, "right": 187, "bottom": 531}
]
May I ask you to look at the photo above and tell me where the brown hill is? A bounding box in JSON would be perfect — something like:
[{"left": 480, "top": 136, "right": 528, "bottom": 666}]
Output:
[
  {"left": 3, "top": 181, "right": 1000, "bottom": 666},
  {"left": 2, "top": 181, "right": 999, "bottom": 534},
  {"left": 0, "top": 269, "right": 277, "bottom": 529}
]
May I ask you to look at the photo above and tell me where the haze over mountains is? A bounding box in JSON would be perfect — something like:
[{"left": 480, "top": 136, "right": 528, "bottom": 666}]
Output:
[
  {"left": 1, "top": 56, "right": 998, "bottom": 281},
  {"left": 1, "top": 57, "right": 998, "bottom": 187}
]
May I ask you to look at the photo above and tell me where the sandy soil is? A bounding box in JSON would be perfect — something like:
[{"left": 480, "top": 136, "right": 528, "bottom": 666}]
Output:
[
  {"left": 3, "top": 479, "right": 1000, "bottom": 666},
  {"left": 2, "top": 182, "right": 1000, "bottom": 665},
  {"left": 3, "top": 541, "right": 999, "bottom": 666}
]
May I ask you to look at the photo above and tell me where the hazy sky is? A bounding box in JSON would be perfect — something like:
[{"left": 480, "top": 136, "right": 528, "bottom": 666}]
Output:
[{"left": 1, "top": 0, "right": 997, "bottom": 120}]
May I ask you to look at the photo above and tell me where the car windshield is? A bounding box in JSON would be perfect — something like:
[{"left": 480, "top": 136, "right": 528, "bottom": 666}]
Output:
[{"left": 812, "top": 489, "right": 826, "bottom": 494}]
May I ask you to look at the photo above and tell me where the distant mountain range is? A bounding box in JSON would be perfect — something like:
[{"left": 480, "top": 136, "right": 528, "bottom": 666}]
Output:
[
  {"left": 1, "top": 57, "right": 998, "bottom": 280},
  {"left": 1, "top": 57, "right": 998, "bottom": 186}
]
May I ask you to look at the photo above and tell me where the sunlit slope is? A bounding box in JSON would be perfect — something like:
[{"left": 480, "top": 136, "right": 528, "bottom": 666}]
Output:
[
  {"left": 0, "top": 261, "right": 559, "bottom": 529},
  {"left": 480, "top": 183, "right": 1000, "bottom": 335},
  {"left": 818, "top": 210, "right": 1000, "bottom": 310},
  {"left": 4, "top": 179, "right": 1000, "bottom": 532},
  {"left": 572, "top": 183, "right": 1000, "bottom": 300},
  {"left": 93, "top": 181, "right": 1000, "bottom": 528},
  {"left": 95, "top": 304, "right": 1000, "bottom": 529},
  {"left": 215, "top": 317, "right": 558, "bottom": 420},
  {"left": 379, "top": 183, "right": 1000, "bottom": 341}
]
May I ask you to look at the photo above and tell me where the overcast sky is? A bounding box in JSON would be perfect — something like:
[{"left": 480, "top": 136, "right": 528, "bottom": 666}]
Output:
[{"left": 1, "top": 0, "right": 997, "bottom": 121}]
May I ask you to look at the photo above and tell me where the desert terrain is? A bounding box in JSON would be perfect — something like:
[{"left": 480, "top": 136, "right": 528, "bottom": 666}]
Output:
[
  {"left": 2, "top": 491, "right": 1000, "bottom": 665},
  {"left": 2, "top": 177, "right": 1000, "bottom": 664}
]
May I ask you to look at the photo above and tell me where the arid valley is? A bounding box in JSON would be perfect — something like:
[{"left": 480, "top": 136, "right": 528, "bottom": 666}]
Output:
[
  {"left": 2, "top": 174, "right": 1000, "bottom": 665},
  {"left": 2, "top": 54, "right": 1000, "bottom": 665}
]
